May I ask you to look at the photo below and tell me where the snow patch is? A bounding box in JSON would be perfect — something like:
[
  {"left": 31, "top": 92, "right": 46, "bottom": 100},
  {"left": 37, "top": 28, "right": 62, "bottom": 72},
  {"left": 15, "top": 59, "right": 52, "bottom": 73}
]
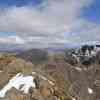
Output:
[
  {"left": 88, "top": 88, "right": 93, "bottom": 94},
  {"left": 0, "top": 73, "right": 35, "bottom": 98},
  {"left": 72, "top": 97, "right": 76, "bottom": 100},
  {"left": 0, "top": 70, "right": 3, "bottom": 73},
  {"left": 75, "top": 67, "right": 82, "bottom": 71}
]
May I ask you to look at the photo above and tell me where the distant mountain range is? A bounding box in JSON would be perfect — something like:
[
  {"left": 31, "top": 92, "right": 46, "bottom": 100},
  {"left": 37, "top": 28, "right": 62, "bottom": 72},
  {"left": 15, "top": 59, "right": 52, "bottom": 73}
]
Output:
[{"left": 16, "top": 49, "right": 48, "bottom": 64}]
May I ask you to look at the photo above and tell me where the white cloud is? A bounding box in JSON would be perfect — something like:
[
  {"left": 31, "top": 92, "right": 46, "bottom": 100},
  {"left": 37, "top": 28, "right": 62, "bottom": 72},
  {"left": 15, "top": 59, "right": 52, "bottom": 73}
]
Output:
[
  {"left": 68, "top": 19, "right": 100, "bottom": 44},
  {"left": 0, "top": 0, "right": 97, "bottom": 49},
  {"left": 0, "top": 35, "right": 25, "bottom": 44}
]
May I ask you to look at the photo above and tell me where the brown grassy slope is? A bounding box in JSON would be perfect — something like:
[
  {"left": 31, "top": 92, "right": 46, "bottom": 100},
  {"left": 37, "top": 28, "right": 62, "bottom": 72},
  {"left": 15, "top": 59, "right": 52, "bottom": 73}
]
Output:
[
  {"left": 0, "top": 54, "right": 72, "bottom": 100},
  {"left": 0, "top": 54, "right": 34, "bottom": 89}
]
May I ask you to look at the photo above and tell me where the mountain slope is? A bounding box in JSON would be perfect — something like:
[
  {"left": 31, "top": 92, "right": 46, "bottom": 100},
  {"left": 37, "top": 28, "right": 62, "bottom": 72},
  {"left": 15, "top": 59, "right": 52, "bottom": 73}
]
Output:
[{"left": 16, "top": 49, "right": 48, "bottom": 64}]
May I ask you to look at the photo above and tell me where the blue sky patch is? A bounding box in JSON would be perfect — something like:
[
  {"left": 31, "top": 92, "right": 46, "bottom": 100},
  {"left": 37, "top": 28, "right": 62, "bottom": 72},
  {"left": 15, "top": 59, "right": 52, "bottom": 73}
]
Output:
[
  {"left": 0, "top": 0, "right": 43, "bottom": 7},
  {"left": 82, "top": 0, "right": 100, "bottom": 23},
  {"left": 0, "top": 32, "right": 16, "bottom": 36}
]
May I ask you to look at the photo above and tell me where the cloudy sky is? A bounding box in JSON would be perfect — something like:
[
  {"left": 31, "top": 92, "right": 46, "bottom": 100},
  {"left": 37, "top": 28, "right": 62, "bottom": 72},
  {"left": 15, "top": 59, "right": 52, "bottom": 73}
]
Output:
[{"left": 0, "top": 0, "right": 99, "bottom": 50}]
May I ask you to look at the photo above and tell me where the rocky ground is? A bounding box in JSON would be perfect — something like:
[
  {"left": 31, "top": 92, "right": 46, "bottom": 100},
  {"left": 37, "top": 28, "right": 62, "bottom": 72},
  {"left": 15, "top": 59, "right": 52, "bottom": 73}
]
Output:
[{"left": 0, "top": 53, "right": 100, "bottom": 100}]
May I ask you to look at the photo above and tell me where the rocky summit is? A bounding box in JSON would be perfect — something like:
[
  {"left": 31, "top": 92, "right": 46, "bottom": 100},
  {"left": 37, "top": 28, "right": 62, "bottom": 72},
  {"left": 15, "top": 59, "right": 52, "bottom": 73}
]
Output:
[
  {"left": 0, "top": 54, "right": 71, "bottom": 100},
  {"left": 0, "top": 48, "right": 100, "bottom": 100}
]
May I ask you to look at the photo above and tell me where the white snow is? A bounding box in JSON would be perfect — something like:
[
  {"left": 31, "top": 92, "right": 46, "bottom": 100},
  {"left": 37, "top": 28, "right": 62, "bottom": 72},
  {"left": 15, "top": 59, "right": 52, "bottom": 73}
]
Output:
[
  {"left": 0, "top": 70, "right": 3, "bottom": 73},
  {"left": 75, "top": 67, "right": 82, "bottom": 71},
  {"left": 88, "top": 88, "right": 93, "bottom": 94},
  {"left": 72, "top": 54, "right": 80, "bottom": 63},
  {"left": 0, "top": 73, "right": 36, "bottom": 98},
  {"left": 72, "top": 97, "right": 76, "bottom": 100},
  {"left": 0, "top": 72, "right": 55, "bottom": 98}
]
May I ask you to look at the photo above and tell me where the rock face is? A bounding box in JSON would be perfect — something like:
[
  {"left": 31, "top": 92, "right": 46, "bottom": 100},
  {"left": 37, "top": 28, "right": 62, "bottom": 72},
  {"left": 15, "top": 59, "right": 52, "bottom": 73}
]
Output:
[{"left": 65, "top": 45, "right": 98, "bottom": 66}]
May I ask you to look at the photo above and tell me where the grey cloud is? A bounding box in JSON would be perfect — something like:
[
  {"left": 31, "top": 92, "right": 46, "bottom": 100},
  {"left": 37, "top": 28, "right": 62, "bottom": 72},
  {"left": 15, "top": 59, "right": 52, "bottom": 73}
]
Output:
[
  {"left": 68, "top": 19, "right": 100, "bottom": 44},
  {"left": 0, "top": 0, "right": 96, "bottom": 49},
  {"left": 0, "top": 35, "right": 25, "bottom": 44}
]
